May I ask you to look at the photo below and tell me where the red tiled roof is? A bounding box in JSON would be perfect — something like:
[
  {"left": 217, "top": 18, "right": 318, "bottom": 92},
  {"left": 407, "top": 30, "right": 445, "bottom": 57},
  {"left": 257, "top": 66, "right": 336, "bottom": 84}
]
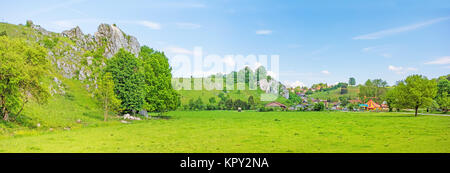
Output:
[{"left": 265, "top": 102, "right": 287, "bottom": 108}]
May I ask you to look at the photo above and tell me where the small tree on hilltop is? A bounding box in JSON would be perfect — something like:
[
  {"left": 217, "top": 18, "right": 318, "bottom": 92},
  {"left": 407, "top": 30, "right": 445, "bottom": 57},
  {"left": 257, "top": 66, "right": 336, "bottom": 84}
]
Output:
[
  {"left": 349, "top": 77, "right": 356, "bottom": 86},
  {"left": 394, "top": 75, "right": 437, "bottom": 116}
]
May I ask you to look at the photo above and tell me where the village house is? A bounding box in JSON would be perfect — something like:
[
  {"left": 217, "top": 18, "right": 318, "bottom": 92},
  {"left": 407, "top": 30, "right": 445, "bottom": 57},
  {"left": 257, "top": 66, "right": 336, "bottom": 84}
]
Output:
[{"left": 265, "top": 102, "right": 287, "bottom": 109}]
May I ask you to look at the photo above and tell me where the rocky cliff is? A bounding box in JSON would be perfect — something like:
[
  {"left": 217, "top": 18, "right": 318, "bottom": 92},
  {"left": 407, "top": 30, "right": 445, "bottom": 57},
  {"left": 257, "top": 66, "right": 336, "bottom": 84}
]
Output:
[
  {"left": 61, "top": 23, "right": 140, "bottom": 59},
  {"left": 18, "top": 21, "right": 142, "bottom": 94}
]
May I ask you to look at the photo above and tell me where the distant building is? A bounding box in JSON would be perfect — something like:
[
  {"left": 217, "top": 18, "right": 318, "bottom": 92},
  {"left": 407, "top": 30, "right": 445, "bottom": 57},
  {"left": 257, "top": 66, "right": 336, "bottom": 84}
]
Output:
[
  {"left": 296, "top": 92, "right": 306, "bottom": 97},
  {"left": 265, "top": 102, "right": 287, "bottom": 109},
  {"left": 348, "top": 99, "right": 361, "bottom": 104}
]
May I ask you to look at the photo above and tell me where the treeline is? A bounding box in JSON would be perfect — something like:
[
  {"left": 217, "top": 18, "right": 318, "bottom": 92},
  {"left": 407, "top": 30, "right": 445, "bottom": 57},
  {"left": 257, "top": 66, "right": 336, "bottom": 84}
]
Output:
[
  {"left": 97, "top": 46, "right": 180, "bottom": 120},
  {"left": 174, "top": 66, "right": 274, "bottom": 91},
  {"left": 0, "top": 35, "right": 179, "bottom": 122},
  {"left": 182, "top": 94, "right": 256, "bottom": 111},
  {"left": 359, "top": 75, "right": 449, "bottom": 116}
]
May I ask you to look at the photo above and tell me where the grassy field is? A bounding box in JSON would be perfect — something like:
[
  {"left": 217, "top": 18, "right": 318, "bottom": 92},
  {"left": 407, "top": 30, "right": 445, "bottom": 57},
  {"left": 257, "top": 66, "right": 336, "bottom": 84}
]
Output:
[{"left": 0, "top": 111, "right": 449, "bottom": 153}]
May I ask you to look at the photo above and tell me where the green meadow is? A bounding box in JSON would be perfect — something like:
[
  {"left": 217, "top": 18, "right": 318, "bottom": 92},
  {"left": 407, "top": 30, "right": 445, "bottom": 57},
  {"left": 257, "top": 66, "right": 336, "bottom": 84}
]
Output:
[{"left": 1, "top": 111, "right": 449, "bottom": 153}]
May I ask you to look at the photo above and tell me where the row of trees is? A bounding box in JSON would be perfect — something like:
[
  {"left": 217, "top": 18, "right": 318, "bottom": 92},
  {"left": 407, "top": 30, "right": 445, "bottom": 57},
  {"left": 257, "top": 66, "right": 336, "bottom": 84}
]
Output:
[
  {"left": 95, "top": 47, "right": 180, "bottom": 120},
  {"left": 357, "top": 75, "right": 448, "bottom": 116},
  {"left": 359, "top": 79, "right": 389, "bottom": 103},
  {"left": 187, "top": 66, "right": 272, "bottom": 91},
  {"left": 184, "top": 95, "right": 256, "bottom": 111},
  {"left": 384, "top": 75, "right": 448, "bottom": 116}
]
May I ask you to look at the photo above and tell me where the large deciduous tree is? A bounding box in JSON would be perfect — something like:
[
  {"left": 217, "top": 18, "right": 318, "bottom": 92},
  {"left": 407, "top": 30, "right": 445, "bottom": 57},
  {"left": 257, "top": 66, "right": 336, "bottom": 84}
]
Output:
[
  {"left": 0, "top": 36, "right": 50, "bottom": 121},
  {"left": 105, "top": 48, "right": 145, "bottom": 114},
  {"left": 394, "top": 75, "right": 437, "bottom": 116},
  {"left": 435, "top": 78, "right": 449, "bottom": 113},
  {"left": 140, "top": 46, "right": 179, "bottom": 115}
]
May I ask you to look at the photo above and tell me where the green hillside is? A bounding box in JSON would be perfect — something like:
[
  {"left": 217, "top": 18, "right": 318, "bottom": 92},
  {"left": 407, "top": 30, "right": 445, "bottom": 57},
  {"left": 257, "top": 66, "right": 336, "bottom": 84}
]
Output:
[
  {"left": 0, "top": 77, "right": 119, "bottom": 139},
  {"left": 177, "top": 84, "right": 290, "bottom": 107},
  {"left": 308, "top": 86, "right": 360, "bottom": 102}
]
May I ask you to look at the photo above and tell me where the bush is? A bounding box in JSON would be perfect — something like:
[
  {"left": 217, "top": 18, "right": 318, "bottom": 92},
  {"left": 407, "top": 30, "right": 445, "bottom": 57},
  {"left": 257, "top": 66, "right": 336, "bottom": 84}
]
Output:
[
  {"left": 313, "top": 102, "right": 325, "bottom": 111},
  {"left": 206, "top": 104, "right": 216, "bottom": 110},
  {"left": 42, "top": 37, "right": 58, "bottom": 49},
  {"left": 256, "top": 106, "right": 274, "bottom": 112}
]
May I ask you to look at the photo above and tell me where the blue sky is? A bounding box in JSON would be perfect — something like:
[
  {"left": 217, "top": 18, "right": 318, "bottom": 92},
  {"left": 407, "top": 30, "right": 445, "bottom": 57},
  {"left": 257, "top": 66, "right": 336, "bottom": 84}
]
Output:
[{"left": 1, "top": 0, "right": 449, "bottom": 87}]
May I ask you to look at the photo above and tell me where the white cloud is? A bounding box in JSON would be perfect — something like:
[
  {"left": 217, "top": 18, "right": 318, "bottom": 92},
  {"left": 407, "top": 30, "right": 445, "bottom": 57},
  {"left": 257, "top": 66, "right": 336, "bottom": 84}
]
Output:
[
  {"left": 253, "top": 62, "right": 262, "bottom": 70},
  {"left": 353, "top": 16, "right": 450, "bottom": 40},
  {"left": 362, "top": 47, "right": 376, "bottom": 52},
  {"left": 284, "top": 81, "right": 306, "bottom": 88},
  {"left": 175, "top": 23, "right": 201, "bottom": 29},
  {"left": 388, "top": 65, "right": 418, "bottom": 74},
  {"left": 222, "top": 56, "right": 236, "bottom": 67},
  {"left": 321, "top": 70, "right": 330, "bottom": 75},
  {"left": 137, "top": 21, "right": 161, "bottom": 30},
  {"left": 425, "top": 56, "right": 450, "bottom": 65},
  {"left": 256, "top": 30, "right": 272, "bottom": 35},
  {"left": 381, "top": 53, "right": 392, "bottom": 58},
  {"left": 164, "top": 46, "right": 192, "bottom": 55}
]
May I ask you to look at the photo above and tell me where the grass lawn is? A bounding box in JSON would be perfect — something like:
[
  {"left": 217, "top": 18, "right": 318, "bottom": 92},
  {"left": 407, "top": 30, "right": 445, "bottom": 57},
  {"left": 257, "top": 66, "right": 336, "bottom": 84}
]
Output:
[{"left": 0, "top": 111, "right": 449, "bottom": 153}]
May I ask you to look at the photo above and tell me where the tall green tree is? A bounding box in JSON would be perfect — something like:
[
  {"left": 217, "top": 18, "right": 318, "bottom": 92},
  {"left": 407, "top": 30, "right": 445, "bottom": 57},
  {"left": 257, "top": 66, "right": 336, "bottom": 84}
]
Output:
[
  {"left": 248, "top": 95, "right": 255, "bottom": 109},
  {"left": 384, "top": 89, "right": 398, "bottom": 112},
  {"left": 140, "top": 46, "right": 179, "bottom": 115},
  {"left": 359, "top": 79, "right": 388, "bottom": 103},
  {"left": 394, "top": 75, "right": 437, "bottom": 116},
  {"left": 105, "top": 48, "right": 145, "bottom": 114},
  {"left": 96, "top": 72, "right": 121, "bottom": 121},
  {"left": 349, "top": 77, "right": 356, "bottom": 86},
  {"left": 435, "top": 78, "right": 449, "bottom": 113},
  {"left": 0, "top": 36, "right": 50, "bottom": 121}
]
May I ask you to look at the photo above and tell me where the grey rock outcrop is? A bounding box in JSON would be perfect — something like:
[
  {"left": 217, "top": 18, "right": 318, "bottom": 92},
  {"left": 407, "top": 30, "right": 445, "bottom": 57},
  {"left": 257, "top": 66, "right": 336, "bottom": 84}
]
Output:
[
  {"left": 55, "top": 23, "right": 141, "bottom": 81},
  {"left": 27, "top": 20, "right": 52, "bottom": 36},
  {"left": 61, "top": 23, "right": 140, "bottom": 59},
  {"left": 94, "top": 24, "right": 140, "bottom": 58},
  {"left": 258, "top": 79, "right": 289, "bottom": 99}
]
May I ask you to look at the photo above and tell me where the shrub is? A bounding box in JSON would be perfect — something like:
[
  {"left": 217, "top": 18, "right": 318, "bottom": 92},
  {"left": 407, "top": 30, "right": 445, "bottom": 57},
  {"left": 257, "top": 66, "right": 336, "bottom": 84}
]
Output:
[{"left": 313, "top": 102, "right": 325, "bottom": 111}]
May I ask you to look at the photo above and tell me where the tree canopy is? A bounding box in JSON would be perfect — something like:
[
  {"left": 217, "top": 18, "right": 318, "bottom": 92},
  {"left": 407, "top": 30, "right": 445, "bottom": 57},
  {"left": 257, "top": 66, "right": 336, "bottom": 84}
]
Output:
[
  {"left": 105, "top": 48, "right": 145, "bottom": 114},
  {"left": 0, "top": 36, "right": 50, "bottom": 121},
  {"left": 359, "top": 79, "right": 388, "bottom": 103},
  {"left": 393, "top": 75, "right": 437, "bottom": 116},
  {"left": 436, "top": 78, "right": 449, "bottom": 113},
  {"left": 140, "top": 46, "right": 179, "bottom": 114},
  {"left": 95, "top": 72, "right": 121, "bottom": 121}
]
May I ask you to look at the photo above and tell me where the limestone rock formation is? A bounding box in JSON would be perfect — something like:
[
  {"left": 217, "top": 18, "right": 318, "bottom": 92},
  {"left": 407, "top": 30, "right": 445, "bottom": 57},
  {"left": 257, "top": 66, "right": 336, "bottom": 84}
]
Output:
[
  {"left": 61, "top": 23, "right": 140, "bottom": 59},
  {"left": 258, "top": 79, "right": 289, "bottom": 99},
  {"left": 94, "top": 24, "right": 140, "bottom": 58}
]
